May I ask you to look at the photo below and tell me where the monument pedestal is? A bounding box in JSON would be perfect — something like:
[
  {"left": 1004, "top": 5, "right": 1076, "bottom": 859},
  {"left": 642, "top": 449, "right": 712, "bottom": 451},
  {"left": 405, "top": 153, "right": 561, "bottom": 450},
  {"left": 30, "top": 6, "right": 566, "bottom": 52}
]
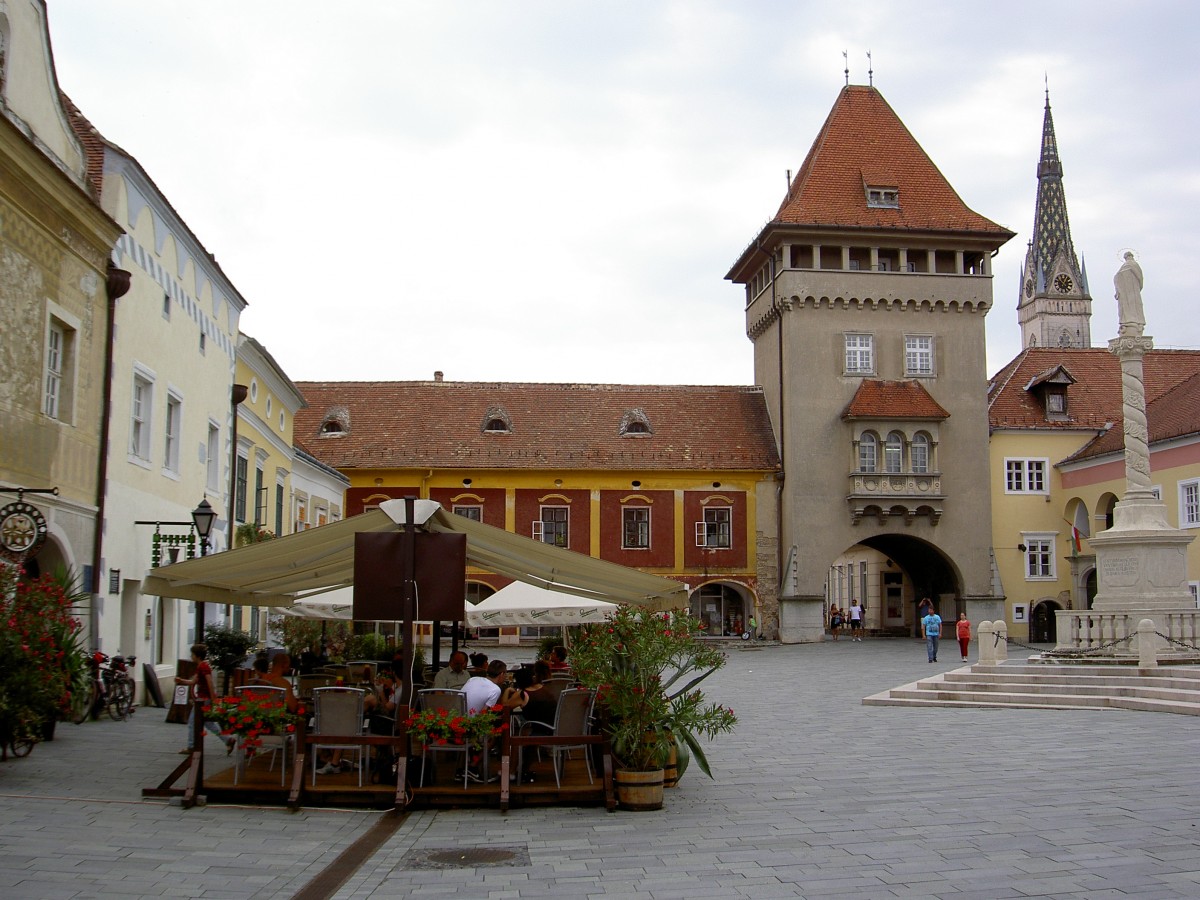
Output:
[{"left": 1088, "top": 496, "right": 1195, "bottom": 612}]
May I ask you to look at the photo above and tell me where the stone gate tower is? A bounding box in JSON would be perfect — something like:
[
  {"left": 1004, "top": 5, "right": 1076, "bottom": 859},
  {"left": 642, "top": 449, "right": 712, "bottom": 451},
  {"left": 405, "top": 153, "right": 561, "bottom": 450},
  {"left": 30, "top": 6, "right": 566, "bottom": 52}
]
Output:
[{"left": 726, "top": 85, "right": 1014, "bottom": 642}]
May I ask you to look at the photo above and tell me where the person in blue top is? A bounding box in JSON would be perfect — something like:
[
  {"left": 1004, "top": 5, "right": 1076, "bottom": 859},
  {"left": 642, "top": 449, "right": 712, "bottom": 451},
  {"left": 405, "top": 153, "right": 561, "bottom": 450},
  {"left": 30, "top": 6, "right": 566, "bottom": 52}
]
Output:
[{"left": 921, "top": 602, "right": 942, "bottom": 663}]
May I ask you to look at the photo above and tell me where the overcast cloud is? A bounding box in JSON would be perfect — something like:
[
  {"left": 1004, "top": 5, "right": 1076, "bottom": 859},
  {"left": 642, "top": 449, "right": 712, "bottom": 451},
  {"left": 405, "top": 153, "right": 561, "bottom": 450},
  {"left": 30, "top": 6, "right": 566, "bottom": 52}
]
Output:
[{"left": 46, "top": 1, "right": 1200, "bottom": 385}]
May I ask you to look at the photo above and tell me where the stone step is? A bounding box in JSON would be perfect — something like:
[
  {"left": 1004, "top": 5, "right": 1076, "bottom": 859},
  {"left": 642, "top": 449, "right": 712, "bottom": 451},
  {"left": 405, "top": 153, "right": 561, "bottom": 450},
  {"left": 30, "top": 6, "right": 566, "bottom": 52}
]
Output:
[
  {"left": 972, "top": 663, "right": 1200, "bottom": 681},
  {"left": 863, "top": 666, "right": 1200, "bottom": 716},
  {"left": 939, "top": 671, "right": 1200, "bottom": 693}
]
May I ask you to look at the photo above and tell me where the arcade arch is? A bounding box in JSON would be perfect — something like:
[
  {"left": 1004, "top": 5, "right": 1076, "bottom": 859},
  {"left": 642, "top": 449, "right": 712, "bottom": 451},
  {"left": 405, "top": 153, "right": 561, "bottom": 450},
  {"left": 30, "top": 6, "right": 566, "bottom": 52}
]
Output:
[{"left": 827, "top": 534, "right": 964, "bottom": 637}]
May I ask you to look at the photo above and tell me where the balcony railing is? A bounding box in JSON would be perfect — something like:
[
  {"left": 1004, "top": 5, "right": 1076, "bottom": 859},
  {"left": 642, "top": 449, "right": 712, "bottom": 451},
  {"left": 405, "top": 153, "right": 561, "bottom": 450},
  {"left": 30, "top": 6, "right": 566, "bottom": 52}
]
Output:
[{"left": 847, "top": 471, "right": 944, "bottom": 526}]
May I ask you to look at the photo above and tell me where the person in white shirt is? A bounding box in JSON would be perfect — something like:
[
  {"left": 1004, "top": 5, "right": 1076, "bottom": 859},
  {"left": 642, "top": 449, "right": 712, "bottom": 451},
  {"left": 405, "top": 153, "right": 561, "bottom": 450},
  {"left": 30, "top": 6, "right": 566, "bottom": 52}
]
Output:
[
  {"left": 462, "top": 659, "right": 509, "bottom": 714},
  {"left": 848, "top": 600, "right": 864, "bottom": 641},
  {"left": 433, "top": 651, "right": 470, "bottom": 690}
]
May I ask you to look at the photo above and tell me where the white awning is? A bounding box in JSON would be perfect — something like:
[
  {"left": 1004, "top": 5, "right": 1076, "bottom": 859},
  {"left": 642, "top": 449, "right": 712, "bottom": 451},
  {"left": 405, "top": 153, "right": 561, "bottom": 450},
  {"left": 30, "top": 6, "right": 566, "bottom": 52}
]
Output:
[
  {"left": 142, "top": 499, "right": 687, "bottom": 611},
  {"left": 465, "top": 581, "right": 618, "bottom": 627}
]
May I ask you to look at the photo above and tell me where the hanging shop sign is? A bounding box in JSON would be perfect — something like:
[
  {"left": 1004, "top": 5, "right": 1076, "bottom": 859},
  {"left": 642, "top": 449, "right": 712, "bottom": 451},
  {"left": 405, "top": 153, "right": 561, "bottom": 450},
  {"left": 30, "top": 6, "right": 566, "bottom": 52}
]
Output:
[{"left": 0, "top": 500, "right": 48, "bottom": 562}]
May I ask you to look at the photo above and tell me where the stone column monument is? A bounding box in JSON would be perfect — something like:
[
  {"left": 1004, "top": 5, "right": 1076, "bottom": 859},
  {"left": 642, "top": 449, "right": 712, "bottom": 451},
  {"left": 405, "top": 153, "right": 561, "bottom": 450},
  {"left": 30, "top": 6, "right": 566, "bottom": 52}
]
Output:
[{"left": 1088, "top": 252, "right": 1195, "bottom": 616}]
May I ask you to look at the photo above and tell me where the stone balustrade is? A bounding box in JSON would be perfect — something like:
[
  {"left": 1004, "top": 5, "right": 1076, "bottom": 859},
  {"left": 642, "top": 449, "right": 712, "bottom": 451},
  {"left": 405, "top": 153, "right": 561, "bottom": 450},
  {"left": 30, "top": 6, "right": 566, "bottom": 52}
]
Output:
[{"left": 1054, "top": 609, "right": 1200, "bottom": 655}]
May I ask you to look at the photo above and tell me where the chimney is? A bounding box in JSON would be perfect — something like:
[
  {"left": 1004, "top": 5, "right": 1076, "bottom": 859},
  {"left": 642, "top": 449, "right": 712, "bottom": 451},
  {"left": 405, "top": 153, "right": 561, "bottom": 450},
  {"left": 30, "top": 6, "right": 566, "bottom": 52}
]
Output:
[{"left": 434, "top": 371, "right": 444, "bottom": 382}]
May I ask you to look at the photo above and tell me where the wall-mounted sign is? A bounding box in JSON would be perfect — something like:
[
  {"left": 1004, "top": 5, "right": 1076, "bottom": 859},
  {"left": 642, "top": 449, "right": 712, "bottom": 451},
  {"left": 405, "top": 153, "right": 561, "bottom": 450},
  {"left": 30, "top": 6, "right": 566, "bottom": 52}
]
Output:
[{"left": 0, "top": 500, "right": 48, "bottom": 562}]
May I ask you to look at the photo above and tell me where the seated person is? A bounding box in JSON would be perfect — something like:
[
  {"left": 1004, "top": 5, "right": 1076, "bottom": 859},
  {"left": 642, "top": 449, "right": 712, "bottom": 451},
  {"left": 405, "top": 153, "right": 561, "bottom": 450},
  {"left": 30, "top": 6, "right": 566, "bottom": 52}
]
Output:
[
  {"left": 468, "top": 652, "right": 489, "bottom": 677},
  {"left": 547, "top": 645, "right": 570, "bottom": 671},
  {"left": 249, "top": 656, "right": 271, "bottom": 682},
  {"left": 366, "top": 669, "right": 397, "bottom": 720},
  {"left": 260, "top": 653, "right": 299, "bottom": 713},
  {"left": 462, "top": 659, "right": 516, "bottom": 714},
  {"left": 433, "top": 650, "right": 470, "bottom": 690},
  {"left": 513, "top": 667, "right": 556, "bottom": 728}
]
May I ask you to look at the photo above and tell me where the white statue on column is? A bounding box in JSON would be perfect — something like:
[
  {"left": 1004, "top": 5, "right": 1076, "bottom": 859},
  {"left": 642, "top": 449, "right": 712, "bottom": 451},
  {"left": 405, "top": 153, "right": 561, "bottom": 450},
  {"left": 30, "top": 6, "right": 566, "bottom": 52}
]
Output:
[{"left": 1114, "top": 251, "right": 1145, "bottom": 337}]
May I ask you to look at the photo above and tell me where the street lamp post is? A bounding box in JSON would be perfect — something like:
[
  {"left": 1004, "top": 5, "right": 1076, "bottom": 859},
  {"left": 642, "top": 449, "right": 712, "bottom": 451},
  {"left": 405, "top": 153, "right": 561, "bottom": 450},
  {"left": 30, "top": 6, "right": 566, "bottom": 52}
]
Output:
[{"left": 190, "top": 498, "right": 217, "bottom": 640}]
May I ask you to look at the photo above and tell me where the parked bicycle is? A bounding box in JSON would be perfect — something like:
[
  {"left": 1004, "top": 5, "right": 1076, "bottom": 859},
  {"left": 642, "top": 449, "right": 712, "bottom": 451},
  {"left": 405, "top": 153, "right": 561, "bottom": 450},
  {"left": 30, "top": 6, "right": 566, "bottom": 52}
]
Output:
[{"left": 71, "top": 652, "right": 136, "bottom": 723}]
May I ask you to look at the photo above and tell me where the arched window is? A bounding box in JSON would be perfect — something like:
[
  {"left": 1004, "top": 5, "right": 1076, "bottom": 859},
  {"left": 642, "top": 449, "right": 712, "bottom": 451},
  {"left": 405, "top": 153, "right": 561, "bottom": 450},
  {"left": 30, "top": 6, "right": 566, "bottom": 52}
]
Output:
[
  {"left": 911, "top": 433, "right": 929, "bottom": 473},
  {"left": 484, "top": 418, "right": 508, "bottom": 432},
  {"left": 858, "top": 433, "right": 877, "bottom": 473},
  {"left": 884, "top": 432, "right": 903, "bottom": 474}
]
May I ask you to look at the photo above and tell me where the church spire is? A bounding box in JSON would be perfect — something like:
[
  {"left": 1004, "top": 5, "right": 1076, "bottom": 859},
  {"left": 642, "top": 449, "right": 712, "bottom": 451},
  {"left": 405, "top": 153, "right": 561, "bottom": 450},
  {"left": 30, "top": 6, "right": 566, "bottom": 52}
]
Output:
[{"left": 1017, "top": 88, "right": 1092, "bottom": 349}]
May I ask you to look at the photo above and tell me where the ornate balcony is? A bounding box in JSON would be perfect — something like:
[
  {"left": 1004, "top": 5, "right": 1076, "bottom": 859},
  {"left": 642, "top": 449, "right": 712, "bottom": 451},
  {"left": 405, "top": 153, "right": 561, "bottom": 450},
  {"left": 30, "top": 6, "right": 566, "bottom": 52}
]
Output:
[{"left": 847, "top": 471, "right": 944, "bottom": 526}]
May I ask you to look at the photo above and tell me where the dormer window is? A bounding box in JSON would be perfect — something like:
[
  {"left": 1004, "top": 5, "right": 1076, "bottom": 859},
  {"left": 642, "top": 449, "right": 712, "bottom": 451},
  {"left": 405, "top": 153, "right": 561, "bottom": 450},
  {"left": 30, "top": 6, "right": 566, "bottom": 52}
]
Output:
[
  {"left": 866, "top": 186, "right": 900, "bottom": 209},
  {"left": 1023, "top": 365, "right": 1075, "bottom": 422},
  {"left": 620, "top": 408, "right": 653, "bottom": 437},
  {"left": 481, "top": 405, "right": 512, "bottom": 434},
  {"left": 318, "top": 406, "right": 349, "bottom": 438}
]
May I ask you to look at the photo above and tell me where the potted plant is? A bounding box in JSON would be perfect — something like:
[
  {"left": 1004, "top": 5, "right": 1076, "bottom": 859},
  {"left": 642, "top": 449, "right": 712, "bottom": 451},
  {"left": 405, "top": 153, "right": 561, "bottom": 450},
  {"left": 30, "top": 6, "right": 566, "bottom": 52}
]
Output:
[
  {"left": 206, "top": 692, "right": 304, "bottom": 756},
  {"left": 0, "top": 566, "right": 87, "bottom": 755},
  {"left": 203, "top": 624, "right": 256, "bottom": 694},
  {"left": 403, "top": 702, "right": 507, "bottom": 764},
  {"left": 571, "top": 605, "right": 737, "bottom": 810}
]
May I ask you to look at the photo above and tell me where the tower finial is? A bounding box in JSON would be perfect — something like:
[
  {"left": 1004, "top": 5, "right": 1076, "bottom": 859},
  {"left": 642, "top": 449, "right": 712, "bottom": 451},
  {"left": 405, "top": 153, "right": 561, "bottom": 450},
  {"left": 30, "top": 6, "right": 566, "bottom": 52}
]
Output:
[
  {"left": 1044, "top": 73, "right": 1050, "bottom": 107},
  {"left": 843, "top": 50, "right": 849, "bottom": 86},
  {"left": 867, "top": 50, "right": 873, "bottom": 87}
]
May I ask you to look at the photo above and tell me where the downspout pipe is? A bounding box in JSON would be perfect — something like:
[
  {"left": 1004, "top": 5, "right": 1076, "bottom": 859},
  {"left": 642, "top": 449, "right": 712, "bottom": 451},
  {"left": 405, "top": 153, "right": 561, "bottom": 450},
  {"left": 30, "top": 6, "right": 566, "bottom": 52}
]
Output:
[{"left": 91, "top": 262, "right": 130, "bottom": 651}]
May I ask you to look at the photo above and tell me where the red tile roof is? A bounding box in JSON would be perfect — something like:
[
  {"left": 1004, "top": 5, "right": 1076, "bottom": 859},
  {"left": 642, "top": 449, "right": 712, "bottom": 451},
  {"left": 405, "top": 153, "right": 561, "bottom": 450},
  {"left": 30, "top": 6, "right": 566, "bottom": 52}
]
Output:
[
  {"left": 774, "top": 86, "right": 1012, "bottom": 236},
  {"left": 841, "top": 380, "right": 950, "bottom": 420},
  {"left": 1065, "top": 369, "right": 1200, "bottom": 461},
  {"left": 988, "top": 348, "right": 1200, "bottom": 449},
  {"left": 294, "top": 381, "right": 782, "bottom": 473},
  {"left": 59, "top": 93, "right": 105, "bottom": 198}
]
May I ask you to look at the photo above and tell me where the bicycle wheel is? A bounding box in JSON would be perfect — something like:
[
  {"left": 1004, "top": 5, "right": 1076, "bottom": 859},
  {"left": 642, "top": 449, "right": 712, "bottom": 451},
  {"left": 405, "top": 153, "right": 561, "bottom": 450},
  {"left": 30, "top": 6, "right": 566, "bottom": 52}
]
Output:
[
  {"left": 9, "top": 737, "right": 34, "bottom": 758},
  {"left": 106, "top": 681, "right": 128, "bottom": 720},
  {"left": 70, "top": 683, "right": 93, "bottom": 724},
  {"left": 118, "top": 679, "right": 135, "bottom": 718}
]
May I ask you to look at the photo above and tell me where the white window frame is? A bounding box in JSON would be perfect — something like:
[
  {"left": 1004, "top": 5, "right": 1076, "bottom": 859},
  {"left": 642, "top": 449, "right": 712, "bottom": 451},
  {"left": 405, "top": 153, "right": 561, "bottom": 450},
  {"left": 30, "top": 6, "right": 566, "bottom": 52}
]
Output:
[
  {"left": 532, "top": 506, "right": 569, "bottom": 548},
  {"left": 858, "top": 433, "right": 877, "bottom": 473},
  {"left": 1023, "top": 533, "right": 1057, "bottom": 580},
  {"left": 206, "top": 423, "right": 221, "bottom": 492},
  {"left": 904, "top": 334, "right": 934, "bottom": 376},
  {"left": 43, "top": 307, "right": 78, "bottom": 423},
  {"left": 844, "top": 333, "right": 874, "bottom": 375},
  {"left": 1179, "top": 480, "right": 1199, "bottom": 528},
  {"left": 44, "top": 320, "right": 64, "bottom": 419},
  {"left": 884, "top": 432, "right": 904, "bottom": 474},
  {"left": 129, "top": 369, "right": 154, "bottom": 462},
  {"left": 621, "top": 506, "right": 650, "bottom": 550},
  {"left": 163, "top": 392, "right": 182, "bottom": 475},
  {"left": 695, "top": 507, "right": 732, "bottom": 549},
  {"left": 911, "top": 433, "right": 930, "bottom": 474},
  {"left": 1189, "top": 581, "right": 1199, "bottom": 608},
  {"left": 1005, "top": 458, "right": 1049, "bottom": 494}
]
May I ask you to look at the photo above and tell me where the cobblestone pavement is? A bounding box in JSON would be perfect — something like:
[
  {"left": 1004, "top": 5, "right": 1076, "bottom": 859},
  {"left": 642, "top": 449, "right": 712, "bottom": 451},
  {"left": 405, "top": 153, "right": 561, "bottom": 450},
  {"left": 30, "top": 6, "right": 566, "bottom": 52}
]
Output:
[{"left": 3, "top": 639, "right": 1199, "bottom": 898}]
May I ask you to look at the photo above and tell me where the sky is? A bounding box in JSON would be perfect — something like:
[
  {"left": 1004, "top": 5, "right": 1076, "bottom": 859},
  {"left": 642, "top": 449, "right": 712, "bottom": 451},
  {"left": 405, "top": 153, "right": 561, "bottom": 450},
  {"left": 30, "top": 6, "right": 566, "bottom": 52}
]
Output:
[{"left": 46, "top": 1, "right": 1200, "bottom": 386}]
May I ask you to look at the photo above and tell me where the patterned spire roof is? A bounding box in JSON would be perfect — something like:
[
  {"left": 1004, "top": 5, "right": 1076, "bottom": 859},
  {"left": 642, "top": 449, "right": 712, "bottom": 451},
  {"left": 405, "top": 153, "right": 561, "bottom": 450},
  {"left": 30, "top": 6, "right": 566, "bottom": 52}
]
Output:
[{"left": 1027, "top": 93, "right": 1080, "bottom": 278}]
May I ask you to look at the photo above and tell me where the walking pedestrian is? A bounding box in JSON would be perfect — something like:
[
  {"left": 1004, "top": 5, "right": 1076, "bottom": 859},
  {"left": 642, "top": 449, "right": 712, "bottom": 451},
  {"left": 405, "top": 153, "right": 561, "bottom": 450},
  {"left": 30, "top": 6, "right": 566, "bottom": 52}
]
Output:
[
  {"left": 848, "top": 600, "right": 864, "bottom": 641},
  {"left": 956, "top": 613, "right": 971, "bottom": 662},
  {"left": 174, "top": 643, "right": 233, "bottom": 755},
  {"left": 829, "top": 605, "right": 843, "bottom": 641},
  {"left": 921, "top": 607, "right": 942, "bottom": 663},
  {"left": 916, "top": 596, "right": 934, "bottom": 639}
]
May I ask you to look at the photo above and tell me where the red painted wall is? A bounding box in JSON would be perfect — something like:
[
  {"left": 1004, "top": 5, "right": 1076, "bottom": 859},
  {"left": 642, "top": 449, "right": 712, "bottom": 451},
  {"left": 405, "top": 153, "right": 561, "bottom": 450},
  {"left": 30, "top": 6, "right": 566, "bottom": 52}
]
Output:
[
  {"left": 598, "top": 489, "right": 674, "bottom": 567},
  {"left": 513, "top": 488, "right": 591, "bottom": 554},
  {"left": 682, "top": 490, "right": 748, "bottom": 568}
]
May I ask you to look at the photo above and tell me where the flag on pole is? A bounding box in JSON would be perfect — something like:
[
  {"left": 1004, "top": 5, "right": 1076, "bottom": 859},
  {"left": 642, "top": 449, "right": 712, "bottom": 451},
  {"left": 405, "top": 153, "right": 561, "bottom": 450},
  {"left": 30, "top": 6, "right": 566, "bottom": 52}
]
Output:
[{"left": 1071, "top": 526, "right": 1083, "bottom": 553}]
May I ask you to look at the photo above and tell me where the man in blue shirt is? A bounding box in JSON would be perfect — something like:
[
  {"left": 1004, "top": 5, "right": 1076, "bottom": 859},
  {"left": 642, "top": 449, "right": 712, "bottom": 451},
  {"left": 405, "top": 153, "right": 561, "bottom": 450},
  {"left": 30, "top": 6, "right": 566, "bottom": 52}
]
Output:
[{"left": 921, "top": 608, "right": 942, "bottom": 663}]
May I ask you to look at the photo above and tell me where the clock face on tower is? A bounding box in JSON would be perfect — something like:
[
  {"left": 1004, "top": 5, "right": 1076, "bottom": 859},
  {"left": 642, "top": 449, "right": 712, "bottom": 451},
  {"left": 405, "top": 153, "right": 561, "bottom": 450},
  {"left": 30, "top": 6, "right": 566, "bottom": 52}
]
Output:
[
  {"left": 1025, "top": 278, "right": 1033, "bottom": 298},
  {"left": 1054, "top": 273, "right": 1073, "bottom": 293}
]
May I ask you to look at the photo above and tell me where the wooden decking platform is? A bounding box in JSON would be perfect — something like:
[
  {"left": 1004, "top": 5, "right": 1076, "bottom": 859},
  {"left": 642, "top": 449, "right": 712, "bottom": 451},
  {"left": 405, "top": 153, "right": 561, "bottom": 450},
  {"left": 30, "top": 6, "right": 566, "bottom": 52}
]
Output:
[{"left": 146, "top": 732, "right": 616, "bottom": 812}]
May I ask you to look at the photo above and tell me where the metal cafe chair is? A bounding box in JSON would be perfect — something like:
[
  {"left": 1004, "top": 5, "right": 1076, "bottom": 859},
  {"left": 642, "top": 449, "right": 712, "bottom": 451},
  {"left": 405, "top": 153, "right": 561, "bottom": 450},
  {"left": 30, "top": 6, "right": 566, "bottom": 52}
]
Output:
[
  {"left": 518, "top": 687, "right": 597, "bottom": 788},
  {"left": 310, "top": 687, "right": 367, "bottom": 787},
  {"left": 415, "top": 688, "right": 471, "bottom": 789},
  {"left": 230, "top": 684, "right": 293, "bottom": 786}
]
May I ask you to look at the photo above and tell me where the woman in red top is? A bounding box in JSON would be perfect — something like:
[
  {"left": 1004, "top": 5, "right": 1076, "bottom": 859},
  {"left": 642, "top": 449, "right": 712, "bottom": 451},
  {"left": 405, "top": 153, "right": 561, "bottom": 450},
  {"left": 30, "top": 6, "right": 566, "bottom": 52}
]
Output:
[
  {"left": 174, "top": 643, "right": 232, "bottom": 755},
  {"left": 956, "top": 614, "right": 972, "bottom": 663}
]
